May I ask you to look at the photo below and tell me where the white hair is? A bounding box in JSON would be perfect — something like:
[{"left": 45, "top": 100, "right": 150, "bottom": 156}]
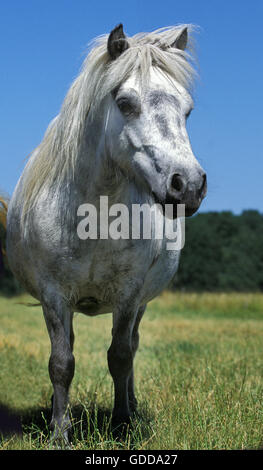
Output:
[{"left": 21, "top": 25, "right": 197, "bottom": 219}]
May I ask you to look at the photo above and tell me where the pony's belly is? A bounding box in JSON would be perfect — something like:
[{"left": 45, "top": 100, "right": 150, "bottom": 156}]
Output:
[
  {"left": 73, "top": 297, "right": 112, "bottom": 316},
  {"left": 75, "top": 243, "right": 180, "bottom": 312}
]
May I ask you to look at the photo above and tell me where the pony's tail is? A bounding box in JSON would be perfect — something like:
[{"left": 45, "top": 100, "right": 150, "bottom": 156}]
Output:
[
  {"left": 0, "top": 197, "right": 41, "bottom": 306},
  {"left": 0, "top": 197, "right": 8, "bottom": 260},
  {"left": 0, "top": 198, "right": 8, "bottom": 228}
]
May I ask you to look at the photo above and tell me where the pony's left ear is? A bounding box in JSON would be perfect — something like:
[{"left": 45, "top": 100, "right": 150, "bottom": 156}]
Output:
[
  {"left": 107, "top": 24, "right": 129, "bottom": 60},
  {"left": 171, "top": 27, "right": 188, "bottom": 50}
]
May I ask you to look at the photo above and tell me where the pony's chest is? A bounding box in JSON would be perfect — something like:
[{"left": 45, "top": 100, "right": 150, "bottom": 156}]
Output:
[{"left": 75, "top": 237, "right": 179, "bottom": 305}]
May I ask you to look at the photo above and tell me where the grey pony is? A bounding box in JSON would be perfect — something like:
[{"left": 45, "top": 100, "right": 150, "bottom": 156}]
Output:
[{"left": 6, "top": 24, "right": 207, "bottom": 441}]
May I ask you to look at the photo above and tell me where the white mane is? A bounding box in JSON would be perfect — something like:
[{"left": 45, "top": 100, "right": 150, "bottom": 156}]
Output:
[{"left": 21, "top": 25, "right": 197, "bottom": 217}]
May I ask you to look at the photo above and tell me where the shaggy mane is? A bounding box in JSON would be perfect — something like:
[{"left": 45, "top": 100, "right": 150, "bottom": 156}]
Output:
[{"left": 21, "top": 25, "right": 197, "bottom": 219}]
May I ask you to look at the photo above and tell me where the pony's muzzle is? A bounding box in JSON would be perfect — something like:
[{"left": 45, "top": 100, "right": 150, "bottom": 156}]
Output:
[{"left": 166, "top": 170, "right": 207, "bottom": 218}]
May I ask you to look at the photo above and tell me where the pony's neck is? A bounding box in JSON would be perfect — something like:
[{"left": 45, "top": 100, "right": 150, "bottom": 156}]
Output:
[{"left": 74, "top": 112, "right": 128, "bottom": 206}]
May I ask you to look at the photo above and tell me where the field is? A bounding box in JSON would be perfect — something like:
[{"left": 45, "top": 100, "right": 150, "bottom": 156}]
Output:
[{"left": 0, "top": 292, "right": 263, "bottom": 450}]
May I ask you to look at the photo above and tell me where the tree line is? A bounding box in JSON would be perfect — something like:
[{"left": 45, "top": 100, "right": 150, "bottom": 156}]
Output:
[
  {"left": 0, "top": 210, "right": 263, "bottom": 295},
  {"left": 174, "top": 210, "right": 263, "bottom": 292}
]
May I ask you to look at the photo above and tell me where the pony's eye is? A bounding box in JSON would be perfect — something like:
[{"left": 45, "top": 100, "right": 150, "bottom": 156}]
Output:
[
  {"left": 116, "top": 97, "right": 134, "bottom": 116},
  {"left": 115, "top": 90, "right": 141, "bottom": 117}
]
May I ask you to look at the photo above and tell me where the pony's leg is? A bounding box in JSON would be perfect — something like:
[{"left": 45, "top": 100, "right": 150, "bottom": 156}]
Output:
[
  {"left": 42, "top": 301, "right": 75, "bottom": 442},
  {"left": 128, "top": 304, "right": 146, "bottom": 412},
  {"left": 107, "top": 303, "right": 139, "bottom": 424}
]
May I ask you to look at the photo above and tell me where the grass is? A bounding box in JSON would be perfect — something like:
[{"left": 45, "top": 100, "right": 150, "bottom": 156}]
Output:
[{"left": 0, "top": 292, "right": 263, "bottom": 450}]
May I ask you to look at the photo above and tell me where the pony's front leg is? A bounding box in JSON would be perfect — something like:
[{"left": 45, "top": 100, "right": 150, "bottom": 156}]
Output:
[
  {"left": 107, "top": 303, "right": 139, "bottom": 425},
  {"left": 42, "top": 300, "right": 75, "bottom": 444},
  {"left": 128, "top": 304, "right": 146, "bottom": 412}
]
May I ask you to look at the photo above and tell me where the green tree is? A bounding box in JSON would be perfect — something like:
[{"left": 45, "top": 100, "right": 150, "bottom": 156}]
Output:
[{"left": 175, "top": 210, "right": 263, "bottom": 292}]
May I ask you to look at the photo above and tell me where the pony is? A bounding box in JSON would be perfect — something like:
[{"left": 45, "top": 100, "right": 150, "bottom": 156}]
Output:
[{"left": 3, "top": 24, "right": 207, "bottom": 441}]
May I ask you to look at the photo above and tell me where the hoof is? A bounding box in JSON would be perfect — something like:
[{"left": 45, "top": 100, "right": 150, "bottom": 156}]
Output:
[
  {"left": 49, "top": 417, "right": 72, "bottom": 448},
  {"left": 112, "top": 413, "right": 131, "bottom": 426},
  {"left": 111, "top": 414, "right": 132, "bottom": 439}
]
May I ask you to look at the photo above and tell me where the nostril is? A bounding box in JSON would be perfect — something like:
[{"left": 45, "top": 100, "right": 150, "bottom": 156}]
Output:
[
  {"left": 199, "top": 173, "right": 207, "bottom": 197},
  {"left": 170, "top": 174, "right": 184, "bottom": 193}
]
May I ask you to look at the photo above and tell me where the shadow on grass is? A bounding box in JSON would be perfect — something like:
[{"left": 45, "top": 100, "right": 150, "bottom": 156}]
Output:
[
  {"left": 0, "top": 404, "right": 23, "bottom": 438},
  {"left": 0, "top": 398, "right": 153, "bottom": 449}
]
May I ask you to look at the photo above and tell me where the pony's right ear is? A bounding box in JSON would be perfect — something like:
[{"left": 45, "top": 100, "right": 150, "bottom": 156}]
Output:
[
  {"left": 171, "top": 27, "right": 188, "bottom": 51},
  {"left": 107, "top": 24, "right": 129, "bottom": 60}
]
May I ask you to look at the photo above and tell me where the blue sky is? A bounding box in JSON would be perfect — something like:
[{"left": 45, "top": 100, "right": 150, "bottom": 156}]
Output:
[{"left": 1, "top": 0, "right": 262, "bottom": 213}]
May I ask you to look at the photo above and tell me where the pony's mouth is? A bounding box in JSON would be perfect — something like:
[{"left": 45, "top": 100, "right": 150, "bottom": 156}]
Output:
[{"left": 152, "top": 192, "right": 198, "bottom": 219}]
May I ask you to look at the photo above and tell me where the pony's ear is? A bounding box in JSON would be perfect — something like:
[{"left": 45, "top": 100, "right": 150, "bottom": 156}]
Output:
[
  {"left": 171, "top": 27, "right": 188, "bottom": 51},
  {"left": 107, "top": 24, "right": 129, "bottom": 60}
]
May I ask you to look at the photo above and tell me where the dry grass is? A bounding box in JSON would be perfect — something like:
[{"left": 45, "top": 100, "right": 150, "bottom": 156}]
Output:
[{"left": 0, "top": 292, "right": 263, "bottom": 449}]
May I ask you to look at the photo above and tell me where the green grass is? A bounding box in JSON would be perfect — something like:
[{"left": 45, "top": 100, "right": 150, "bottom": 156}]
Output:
[{"left": 0, "top": 292, "right": 263, "bottom": 450}]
